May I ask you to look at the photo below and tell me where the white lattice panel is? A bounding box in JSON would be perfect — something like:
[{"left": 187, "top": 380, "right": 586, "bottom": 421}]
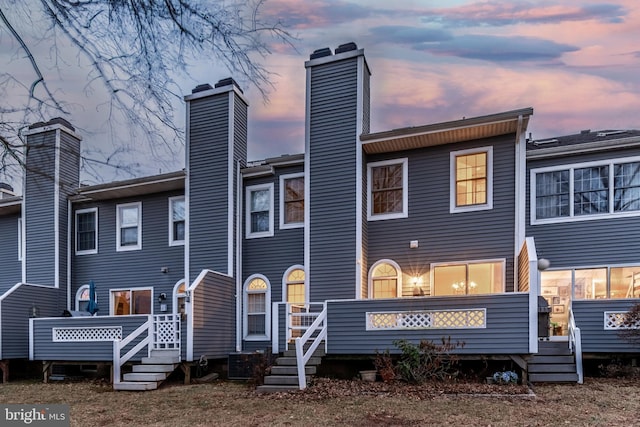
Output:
[
  {"left": 604, "top": 311, "right": 640, "bottom": 330},
  {"left": 367, "top": 309, "right": 486, "bottom": 330},
  {"left": 153, "top": 315, "right": 181, "bottom": 350},
  {"left": 53, "top": 326, "right": 122, "bottom": 342}
]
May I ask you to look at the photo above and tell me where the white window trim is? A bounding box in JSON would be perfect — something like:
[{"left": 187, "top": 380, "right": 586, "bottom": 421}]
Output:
[
  {"left": 282, "top": 265, "right": 306, "bottom": 303},
  {"left": 530, "top": 155, "right": 640, "bottom": 225},
  {"left": 450, "top": 147, "right": 493, "bottom": 213},
  {"left": 367, "top": 158, "right": 409, "bottom": 221},
  {"left": 430, "top": 258, "right": 506, "bottom": 295},
  {"left": 243, "top": 274, "right": 271, "bottom": 341},
  {"left": 109, "top": 286, "right": 153, "bottom": 315},
  {"left": 116, "top": 202, "right": 142, "bottom": 251},
  {"left": 17, "top": 217, "right": 22, "bottom": 261},
  {"left": 279, "top": 173, "right": 305, "bottom": 230},
  {"left": 75, "top": 284, "right": 90, "bottom": 311},
  {"left": 547, "top": 263, "right": 640, "bottom": 300},
  {"left": 168, "top": 196, "right": 185, "bottom": 246},
  {"left": 245, "top": 183, "right": 274, "bottom": 239},
  {"left": 368, "top": 259, "right": 403, "bottom": 299},
  {"left": 75, "top": 207, "right": 98, "bottom": 255},
  {"left": 173, "top": 279, "right": 187, "bottom": 315}
]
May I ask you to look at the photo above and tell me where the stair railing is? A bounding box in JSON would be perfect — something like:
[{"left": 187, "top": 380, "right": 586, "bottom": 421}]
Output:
[
  {"left": 113, "top": 314, "right": 181, "bottom": 384},
  {"left": 295, "top": 303, "right": 327, "bottom": 390},
  {"left": 568, "top": 308, "right": 584, "bottom": 384}
]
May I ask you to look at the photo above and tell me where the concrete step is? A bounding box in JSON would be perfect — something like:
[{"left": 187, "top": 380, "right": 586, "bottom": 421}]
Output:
[
  {"left": 123, "top": 372, "right": 168, "bottom": 382},
  {"left": 264, "top": 375, "right": 309, "bottom": 386},
  {"left": 529, "top": 355, "right": 575, "bottom": 364},
  {"left": 142, "top": 355, "right": 180, "bottom": 364},
  {"left": 132, "top": 364, "right": 175, "bottom": 373},
  {"left": 283, "top": 348, "right": 325, "bottom": 358},
  {"left": 255, "top": 384, "right": 299, "bottom": 394},
  {"left": 529, "top": 372, "right": 578, "bottom": 383},
  {"left": 275, "top": 356, "right": 321, "bottom": 366},
  {"left": 114, "top": 381, "right": 158, "bottom": 391},
  {"left": 528, "top": 364, "right": 576, "bottom": 373},
  {"left": 270, "top": 365, "right": 316, "bottom": 376}
]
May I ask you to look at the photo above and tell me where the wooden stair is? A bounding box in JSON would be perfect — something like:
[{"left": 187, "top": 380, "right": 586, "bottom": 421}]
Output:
[
  {"left": 113, "top": 349, "right": 180, "bottom": 391},
  {"left": 256, "top": 346, "right": 324, "bottom": 393},
  {"left": 528, "top": 341, "right": 578, "bottom": 383}
]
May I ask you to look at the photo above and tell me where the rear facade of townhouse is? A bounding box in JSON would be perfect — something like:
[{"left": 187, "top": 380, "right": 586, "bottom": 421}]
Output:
[{"left": 0, "top": 43, "right": 638, "bottom": 390}]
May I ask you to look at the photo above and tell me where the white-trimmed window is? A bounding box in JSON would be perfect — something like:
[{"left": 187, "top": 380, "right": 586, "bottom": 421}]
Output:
[
  {"left": 368, "top": 260, "right": 402, "bottom": 299},
  {"left": 283, "top": 266, "right": 305, "bottom": 304},
  {"left": 173, "top": 280, "right": 187, "bottom": 316},
  {"left": 76, "top": 284, "right": 90, "bottom": 311},
  {"left": 76, "top": 208, "right": 98, "bottom": 255},
  {"left": 367, "top": 158, "right": 408, "bottom": 220},
  {"left": 246, "top": 183, "right": 274, "bottom": 238},
  {"left": 431, "top": 260, "right": 504, "bottom": 296},
  {"left": 450, "top": 147, "right": 493, "bottom": 213},
  {"left": 280, "top": 174, "right": 304, "bottom": 229},
  {"left": 243, "top": 275, "right": 271, "bottom": 340},
  {"left": 17, "top": 217, "right": 22, "bottom": 261},
  {"left": 531, "top": 157, "right": 640, "bottom": 224},
  {"left": 169, "top": 196, "right": 185, "bottom": 246},
  {"left": 546, "top": 265, "right": 640, "bottom": 299},
  {"left": 116, "top": 202, "right": 142, "bottom": 251},
  {"left": 111, "top": 287, "right": 152, "bottom": 315}
]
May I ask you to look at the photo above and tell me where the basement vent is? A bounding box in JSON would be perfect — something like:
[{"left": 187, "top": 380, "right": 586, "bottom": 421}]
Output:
[{"left": 597, "top": 130, "right": 626, "bottom": 137}]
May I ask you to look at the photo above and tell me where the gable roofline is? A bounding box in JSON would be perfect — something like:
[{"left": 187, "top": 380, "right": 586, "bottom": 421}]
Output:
[
  {"left": 360, "top": 107, "right": 533, "bottom": 154},
  {"left": 70, "top": 170, "right": 185, "bottom": 202}
]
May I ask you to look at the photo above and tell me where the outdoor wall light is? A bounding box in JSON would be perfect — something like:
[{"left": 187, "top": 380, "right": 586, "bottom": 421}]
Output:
[
  {"left": 538, "top": 258, "right": 550, "bottom": 271},
  {"left": 158, "top": 293, "right": 167, "bottom": 303},
  {"left": 160, "top": 266, "right": 169, "bottom": 273},
  {"left": 29, "top": 304, "right": 40, "bottom": 318},
  {"left": 412, "top": 276, "right": 424, "bottom": 296}
]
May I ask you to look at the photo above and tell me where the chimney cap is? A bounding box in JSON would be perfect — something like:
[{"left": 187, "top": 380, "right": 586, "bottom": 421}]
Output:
[
  {"left": 192, "top": 83, "right": 213, "bottom": 94},
  {"left": 215, "top": 77, "right": 244, "bottom": 94},
  {"left": 29, "top": 117, "right": 75, "bottom": 131},
  {"left": 310, "top": 47, "right": 332, "bottom": 60},
  {"left": 335, "top": 42, "right": 358, "bottom": 54}
]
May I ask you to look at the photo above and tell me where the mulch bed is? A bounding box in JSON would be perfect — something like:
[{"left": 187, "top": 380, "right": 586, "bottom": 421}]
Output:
[{"left": 257, "top": 377, "right": 532, "bottom": 400}]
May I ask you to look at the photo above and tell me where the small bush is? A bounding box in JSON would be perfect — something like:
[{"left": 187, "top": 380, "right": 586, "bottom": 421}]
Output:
[
  {"left": 618, "top": 303, "right": 640, "bottom": 346},
  {"left": 373, "top": 349, "right": 396, "bottom": 382},
  {"left": 393, "top": 337, "right": 465, "bottom": 383}
]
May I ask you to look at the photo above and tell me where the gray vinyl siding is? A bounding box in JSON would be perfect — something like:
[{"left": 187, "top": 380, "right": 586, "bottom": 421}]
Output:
[
  {"left": 326, "top": 294, "right": 530, "bottom": 354},
  {"left": 72, "top": 191, "right": 185, "bottom": 315},
  {"left": 242, "top": 165, "right": 304, "bottom": 303},
  {"left": 527, "top": 146, "right": 640, "bottom": 266},
  {"left": 31, "top": 315, "right": 149, "bottom": 361},
  {"left": 367, "top": 135, "right": 517, "bottom": 292},
  {"left": 191, "top": 271, "right": 235, "bottom": 360},
  {"left": 308, "top": 57, "right": 360, "bottom": 301},
  {"left": 233, "top": 92, "right": 249, "bottom": 277},
  {"left": 188, "top": 93, "right": 231, "bottom": 281},
  {"left": 1, "top": 284, "right": 66, "bottom": 359},
  {"left": 0, "top": 213, "right": 22, "bottom": 294},
  {"left": 24, "top": 131, "right": 57, "bottom": 285},
  {"left": 58, "top": 132, "right": 81, "bottom": 290},
  {"left": 573, "top": 299, "right": 640, "bottom": 353}
]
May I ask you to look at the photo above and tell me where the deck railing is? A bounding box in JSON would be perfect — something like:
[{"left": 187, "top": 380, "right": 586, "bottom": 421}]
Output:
[
  {"left": 568, "top": 308, "right": 583, "bottom": 384},
  {"left": 112, "top": 314, "right": 180, "bottom": 384},
  {"left": 295, "top": 303, "right": 327, "bottom": 390}
]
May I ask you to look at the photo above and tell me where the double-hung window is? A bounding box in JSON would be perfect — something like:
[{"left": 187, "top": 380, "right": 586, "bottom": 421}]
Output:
[
  {"left": 246, "top": 183, "right": 274, "bottom": 238},
  {"left": 243, "top": 275, "right": 271, "bottom": 340},
  {"left": 116, "top": 202, "right": 142, "bottom": 251},
  {"left": 169, "top": 196, "right": 185, "bottom": 246},
  {"left": 280, "top": 174, "right": 304, "bottom": 229},
  {"left": 367, "top": 158, "right": 408, "bottom": 220},
  {"left": 531, "top": 158, "right": 640, "bottom": 223},
  {"left": 75, "top": 208, "right": 98, "bottom": 254},
  {"left": 450, "top": 147, "right": 493, "bottom": 213}
]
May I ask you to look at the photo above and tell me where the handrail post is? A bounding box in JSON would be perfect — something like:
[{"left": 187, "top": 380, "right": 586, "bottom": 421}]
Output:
[{"left": 113, "top": 341, "right": 121, "bottom": 384}]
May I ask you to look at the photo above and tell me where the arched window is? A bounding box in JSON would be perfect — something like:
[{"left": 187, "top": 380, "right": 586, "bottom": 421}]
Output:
[
  {"left": 76, "top": 285, "right": 90, "bottom": 311},
  {"left": 369, "top": 260, "right": 402, "bottom": 299},
  {"left": 243, "top": 275, "right": 271, "bottom": 340},
  {"left": 173, "top": 280, "right": 187, "bottom": 317},
  {"left": 283, "top": 266, "right": 305, "bottom": 304}
]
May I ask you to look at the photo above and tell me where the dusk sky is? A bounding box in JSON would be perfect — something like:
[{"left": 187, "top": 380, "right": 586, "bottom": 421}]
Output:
[{"left": 3, "top": 0, "right": 640, "bottom": 185}]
